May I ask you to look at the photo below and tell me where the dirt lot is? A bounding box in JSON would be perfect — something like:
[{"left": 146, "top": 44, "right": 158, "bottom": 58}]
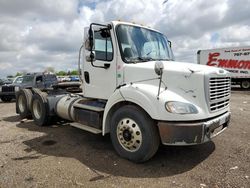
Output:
[{"left": 0, "top": 90, "right": 249, "bottom": 188}]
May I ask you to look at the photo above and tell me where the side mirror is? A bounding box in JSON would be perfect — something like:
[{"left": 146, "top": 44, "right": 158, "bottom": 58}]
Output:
[
  {"left": 85, "top": 51, "right": 96, "bottom": 62},
  {"left": 88, "top": 27, "right": 95, "bottom": 51},
  {"left": 168, "top": 40, "right": 172, "bottom": 48},
  {"left": 155, "top": 61, "right": 165, "bottom": 99},
  {"left": 84, "top": 27, "right": 95, "bottom": 51},
  {"left": 154, "top": 61, "right": 164, "bottom": 76},
  {"left": 84, "top": 38, "right": 91, "bottom": 51}
]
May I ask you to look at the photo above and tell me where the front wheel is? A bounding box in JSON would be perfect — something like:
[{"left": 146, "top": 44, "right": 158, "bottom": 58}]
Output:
[{"left": 110, "top": 105, "right": 160, "bottom": 163}]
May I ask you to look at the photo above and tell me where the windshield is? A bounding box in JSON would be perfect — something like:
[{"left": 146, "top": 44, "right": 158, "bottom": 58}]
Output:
[
  {"left": 13, "top": 77, "right": 23, "bottom": 84},
  {"left": 22, "top": 75, "right": 34, "bottom": 83},
  {"left": 116, "top": 24, "right": 174, "bottom": 63}
]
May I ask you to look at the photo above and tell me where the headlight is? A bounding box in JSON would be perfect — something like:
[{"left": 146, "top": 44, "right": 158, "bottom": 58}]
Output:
[
  {"left": 165, "top": 101, "right": 198, "bottom": 114},
  {"left": 15, "top": 86, "right": 20, "bottom": 92}
]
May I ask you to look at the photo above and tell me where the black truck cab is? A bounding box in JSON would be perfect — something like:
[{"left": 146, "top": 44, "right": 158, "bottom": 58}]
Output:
[{"left": 0, "top": 72, "right": 58, "bottom": 102}]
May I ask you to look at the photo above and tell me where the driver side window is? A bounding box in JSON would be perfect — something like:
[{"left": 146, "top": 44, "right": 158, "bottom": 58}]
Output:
[
  {"left": 94, "top": 29, "right": 113, "bottom": 61},
  {"left": 36, "top": 75, "right": 43, "bottom": 83}
]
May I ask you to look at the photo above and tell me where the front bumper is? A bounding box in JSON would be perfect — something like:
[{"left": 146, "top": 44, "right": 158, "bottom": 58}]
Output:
[
  {"left": 158, "top": 111, "right": 231, "bottom": 145},
  {"left": 0, "top": 92, "right": 16, "bottom": 97}
]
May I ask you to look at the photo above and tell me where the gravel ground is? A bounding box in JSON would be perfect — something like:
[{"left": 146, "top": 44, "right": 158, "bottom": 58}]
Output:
[{"left": 0, "top": 90, "right": 249, "bottom": 188}]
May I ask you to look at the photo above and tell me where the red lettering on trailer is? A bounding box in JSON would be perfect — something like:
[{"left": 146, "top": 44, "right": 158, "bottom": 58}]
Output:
[
  {"left": 207, "top": 53, "right": 250, "bottom": 70},
  {"left": 237, "top": 61, "right": 244, "bottom": 69},
  {"left": 207, "top": 52, "right": 220, "bottom": 66},
  {"left": 227, "top": 59, "right": 237, "bottom": 68},
  {"left": 218, "top": 59, "right": 228, "bottom": 67}
]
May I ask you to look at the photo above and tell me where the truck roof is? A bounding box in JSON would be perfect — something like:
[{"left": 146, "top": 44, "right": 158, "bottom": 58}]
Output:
[{"left": 110, "top": 21, "right": 163, "bottom": 35}]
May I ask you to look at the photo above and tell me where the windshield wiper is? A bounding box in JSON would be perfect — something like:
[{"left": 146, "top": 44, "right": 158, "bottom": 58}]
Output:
[
  {"left": 153, "top": 58, "right": 171, "bottom": 61},
  {"left": 126, "top": 56, "right": 154, "bottom": 63},
  {"left": 137, "top": 57, "right": 154, "bottom": 62},
  {"left": 126, "top": 57, "right": 172, "bottom": 63}
]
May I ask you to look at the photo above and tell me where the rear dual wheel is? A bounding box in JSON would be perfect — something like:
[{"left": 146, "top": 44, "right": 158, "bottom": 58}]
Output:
[
  {"left": 16, "top": 88, "right": 51, "bottom": 126},
  {"left": 31, "top": 92, "right": 50, "bottom": 126},
  {"left": 16, "top": 89, "right": 33, "bottom": 119}
]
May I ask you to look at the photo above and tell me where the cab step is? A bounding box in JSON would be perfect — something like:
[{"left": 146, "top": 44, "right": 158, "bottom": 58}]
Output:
[{"left": 70, "top": 122, "right": 102, "bottom": 134}]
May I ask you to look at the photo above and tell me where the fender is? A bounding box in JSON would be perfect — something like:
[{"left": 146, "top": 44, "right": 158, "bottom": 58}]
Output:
[
  {"left": 102, "top": 83, "right": 215, "bottom": 135},
  {"left": 102, "top": 84, "right": 161, "bottom": 135}
]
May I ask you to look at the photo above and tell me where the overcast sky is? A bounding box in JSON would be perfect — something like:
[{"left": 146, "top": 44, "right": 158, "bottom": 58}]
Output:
[{"left": 0, "top": 0, "right": 250, "bottom": 77}]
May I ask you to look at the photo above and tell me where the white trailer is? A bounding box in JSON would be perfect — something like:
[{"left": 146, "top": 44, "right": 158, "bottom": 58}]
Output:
[
  {"left": 15, "top": 21, "right": 231, "bottom": 162},
  {"left": 197, "top": 46, "right": 250, "bottom": 89}
]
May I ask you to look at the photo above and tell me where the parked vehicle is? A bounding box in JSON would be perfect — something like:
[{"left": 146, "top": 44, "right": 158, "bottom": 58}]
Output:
[
  {"left": 0, "top": 73, "right": 57, "bottom": 102},
  {"left": 197, "top": 46, "right": 250, "bottom": 89},
  {"left": 0, "top": 78, "right": 12, "bottom": 86},
  {"left": 13, "top": 76, "right": 23, "bottom": 84},
  {"left": 64, "top": 76, "right": 71, "bottom": 82},
  {"left": 57, "top": 76, "right": 65, "bottom": 83},
  {"left": 69, "top": 75, "right": 80, "bottom": 82},
  {"left": 16, "top": 21, "right": 231, "bottom": 162},
  {"left": 57, "top": 76, "right": 71, "bottom": 82},
  {"left": 0, "top": 76, "right": 22, "bottom": 102},
  {"left": 0, "top": 79, "right": 4, "bottom": 86}
]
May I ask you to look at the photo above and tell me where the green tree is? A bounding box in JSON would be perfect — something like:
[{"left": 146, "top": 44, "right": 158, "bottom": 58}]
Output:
[
  {"left": 56, "top": 71, "right": 67, "bottom": 76},
  {"left": 15, "top": 72, "right": 22, "bottom": 77},
  {"left": 71, "top": 70, "right": 79, "bottom": 75}
]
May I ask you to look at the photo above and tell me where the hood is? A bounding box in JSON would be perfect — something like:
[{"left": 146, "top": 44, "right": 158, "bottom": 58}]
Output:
[
  {"left": 123, "top": 60, "right": 228, "bottom": 84},
  {"left": 1, "top": 83, "right": 16, "bottom": 87},
  {"left": 1, "top": 81, "right": 33, "bottom": 88},
  {"left": 2, "top": 83, "right": 22, "bottom": 87},
  {"left": 123, "top": 61, "right": 230, "bottom": 117}
]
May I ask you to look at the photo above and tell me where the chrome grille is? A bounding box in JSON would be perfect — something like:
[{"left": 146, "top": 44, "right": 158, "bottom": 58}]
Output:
[
  {"left": 2, "top": 86, "right": 15, "bottom": 92},
  {"left": 209, "top": 77, "right": 230, "bottom": 112}
]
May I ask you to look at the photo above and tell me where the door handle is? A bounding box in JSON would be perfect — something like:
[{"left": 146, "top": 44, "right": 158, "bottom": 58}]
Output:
[{"left": 104, "top": 63, "right": 110, "bottom": 69}]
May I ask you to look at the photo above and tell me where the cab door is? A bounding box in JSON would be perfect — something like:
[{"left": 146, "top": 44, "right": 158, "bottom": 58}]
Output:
[{"left": 83, "top": 26, "right": 117, "bottom": 100}]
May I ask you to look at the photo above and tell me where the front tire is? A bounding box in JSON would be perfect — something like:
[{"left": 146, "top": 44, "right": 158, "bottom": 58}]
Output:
[{"left": 110, "top": 105, "right": 160, "bottom": 163}]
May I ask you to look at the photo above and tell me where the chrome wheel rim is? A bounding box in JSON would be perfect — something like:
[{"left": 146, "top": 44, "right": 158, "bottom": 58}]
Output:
[
  {"left": 18, "top": 95, "right": 25, "bottom": 113},
  {"left": 33, "top": 99, "right": 42, "bottom": 119},
  {"left": 117, "top": 118, "right": 142, "bottom": 152}
]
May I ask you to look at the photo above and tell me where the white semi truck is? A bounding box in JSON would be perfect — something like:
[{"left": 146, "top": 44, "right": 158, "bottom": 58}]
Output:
[
  {"left": 16, "top": 21, "right": 231, "bottom": 162},
  {"left": 197, "top": 46, "right": 250, "bottom": 89}
]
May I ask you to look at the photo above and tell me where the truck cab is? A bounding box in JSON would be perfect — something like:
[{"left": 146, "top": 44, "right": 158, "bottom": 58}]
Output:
[
  {"left": 0, "top": 73, "right": 57, "bottom": 102},
  {"left": 83, "top": 21, "right": 230, "bottom": 134},
  {"left": 16, "top": 21, "right": 231, "bottom": 162}
]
